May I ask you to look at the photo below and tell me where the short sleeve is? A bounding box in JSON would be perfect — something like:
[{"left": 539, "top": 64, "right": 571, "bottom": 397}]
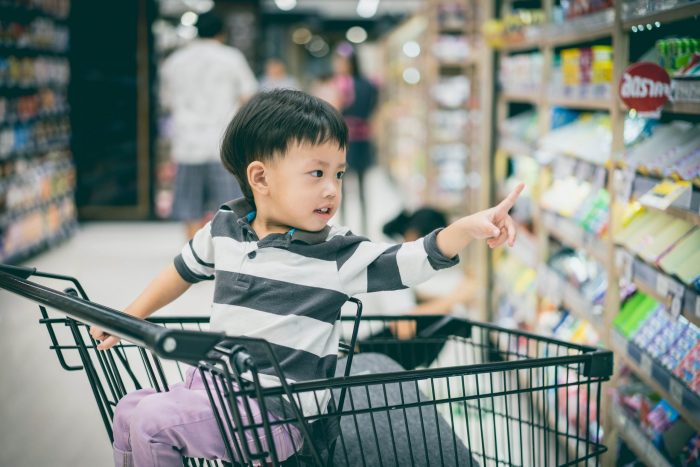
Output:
[{"left": 174, "top": 221, "right": 216, "bottom": 283}]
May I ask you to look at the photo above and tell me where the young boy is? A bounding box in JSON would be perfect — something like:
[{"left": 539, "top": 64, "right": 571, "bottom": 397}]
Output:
[{"left": 91, "top": 89, "right": 523, "bottom": 466}]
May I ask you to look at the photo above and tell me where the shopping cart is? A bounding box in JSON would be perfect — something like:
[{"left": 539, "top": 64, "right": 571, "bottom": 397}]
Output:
[{"left": 0, "top": 264, "right": 613, "bottom": 467}]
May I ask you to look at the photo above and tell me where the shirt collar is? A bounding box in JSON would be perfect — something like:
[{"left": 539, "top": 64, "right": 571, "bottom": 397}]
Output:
[{"left": 221, "top": 197, "right": 330, "bottom": 246}]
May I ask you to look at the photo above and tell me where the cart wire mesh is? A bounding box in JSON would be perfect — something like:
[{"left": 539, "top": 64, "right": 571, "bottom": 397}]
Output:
[{"left": 1, "top": 266, "right": 613, "bottom": 466}]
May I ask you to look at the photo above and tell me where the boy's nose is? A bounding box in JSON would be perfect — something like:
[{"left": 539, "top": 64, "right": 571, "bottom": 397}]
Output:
[{"left": 323, "top": 181, "right": 338, "bottom": 198}]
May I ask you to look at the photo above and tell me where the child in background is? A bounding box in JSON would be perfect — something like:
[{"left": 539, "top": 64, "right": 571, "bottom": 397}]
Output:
[
  {"left": 383, "top": 207, "right": 477, "bottom": 339},
  {"left": 91, "top": 89, "right": 523, "bottom": 466}
]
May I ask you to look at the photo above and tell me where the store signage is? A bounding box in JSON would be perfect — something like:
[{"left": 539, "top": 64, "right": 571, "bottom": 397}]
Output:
[{"left": 619, "top": 62, "right": 671, "bottom": 113}]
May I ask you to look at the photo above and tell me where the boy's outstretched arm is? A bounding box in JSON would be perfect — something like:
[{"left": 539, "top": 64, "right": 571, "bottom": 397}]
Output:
[
  {"left": 436, "top": 183, "right": 525, "bottom": 258},
  {"left": 90, "top": 263, "right": 192, "bottom": 350}
]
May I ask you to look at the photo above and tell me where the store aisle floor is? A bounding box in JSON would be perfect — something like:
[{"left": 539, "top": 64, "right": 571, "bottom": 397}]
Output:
[{"left": 0, "top": 222, "right": 214, "bottom": 467}]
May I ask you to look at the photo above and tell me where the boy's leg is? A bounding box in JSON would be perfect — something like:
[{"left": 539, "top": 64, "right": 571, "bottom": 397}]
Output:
[
  {"left": 126, "top": 381, "right": 228, "bottom": 466},
  {"left": 112, "top": 388, "right": 157, "bottom": 467},
  {"left": 117, "top": 369, "right": 303, "bottom": 467},
  {"left": 171, "top": 163, "right": 205, "bottom": 239}
]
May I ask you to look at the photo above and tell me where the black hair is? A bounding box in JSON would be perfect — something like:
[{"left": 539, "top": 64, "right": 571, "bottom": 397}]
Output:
[
  {"left": 196, "top": 11, "right": 224, "bottom": 38},
  {"left": 221, "top": 89, "right": 348, "bottom": 204},
  {"left": 383, "top": 208, "right": 448, "bottom": 239}
]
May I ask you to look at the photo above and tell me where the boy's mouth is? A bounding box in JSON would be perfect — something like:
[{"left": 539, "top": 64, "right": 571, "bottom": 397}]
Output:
[{"left": 314, "top": 207, "right": 332, "bottom": 216}]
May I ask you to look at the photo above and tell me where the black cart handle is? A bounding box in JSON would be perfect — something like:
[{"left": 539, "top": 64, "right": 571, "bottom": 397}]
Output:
[{"left": 0, "top": 268, "right": 225, "bottom": 363}]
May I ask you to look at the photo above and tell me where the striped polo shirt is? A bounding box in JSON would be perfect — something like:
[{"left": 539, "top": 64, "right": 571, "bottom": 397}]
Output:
[{"left": 174, "top": 197, "right": 459, "bottom": 415}]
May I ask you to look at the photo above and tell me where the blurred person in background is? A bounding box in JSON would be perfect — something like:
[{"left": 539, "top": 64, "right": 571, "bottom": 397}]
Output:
[
  {"left": 344, "top": 206, "right": 477, "bottom": 369},
  {"left": 309, "top": 72, "right": 342, "bottom": 109},
  {"left": 160, "top": 10, "right": 257, "bottom": 239},
  {"left": 259, "top": 57, "right": 300, "bottom": 91},
  {"left": 383, "top": 207, "right": 476, "bottom": 343},
  {"left": 332, "top": 43, "right": 378, "bottom": 234}
]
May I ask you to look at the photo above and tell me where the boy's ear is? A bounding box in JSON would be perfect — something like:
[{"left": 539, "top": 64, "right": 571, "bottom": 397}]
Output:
[{"left": 247, "top": 161, "right": 270, "bottom": 196}]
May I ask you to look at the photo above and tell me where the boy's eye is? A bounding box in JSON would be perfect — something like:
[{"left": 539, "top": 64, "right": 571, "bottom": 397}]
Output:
[
  {"left": 336, "top": 171, "right": 345, "bottom": 180},
  {"left": 310, "top": 170, "right": 323, "bottom": 178}
]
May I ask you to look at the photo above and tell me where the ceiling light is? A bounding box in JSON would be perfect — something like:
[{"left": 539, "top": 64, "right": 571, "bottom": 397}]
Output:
[
  {"left": 346, "top": 26, "right": 368, "bottom": 44},
  {"left": 403, "top": 67, "right": 420, "bottom": 84},
  {"left": 307, "top": 37, "right": 330, "bottom": 58},
  {"left": 183, "top": 0, "right": 214, "bottom": 13},
  {"left": 176, "top": 24, "right": 198, "bottom": 40},
  {"left": 292, "top": 27, "right": 312, "bottom": 44},
  {"left": 275, "top": 0, "right": 297, "bottom": 11},
  {"left": 403, "top": 41, "right": 420, "bottom": 57},
  {"left": 180, "top": 11, "right": 198, "bottom": 26},
  {"left": 307, "top": 36, "right": 328, "bottom": 54},
  {"left": 357, "top": 0, "right": 379, "bottom": 18}
]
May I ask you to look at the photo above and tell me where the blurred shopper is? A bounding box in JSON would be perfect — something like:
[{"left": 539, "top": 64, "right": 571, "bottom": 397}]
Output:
[
  {"left": 259, "top": 57, "right": 300, "bottom": 91},
  {"left": 332, "top": 43, "right": 378, "bottom": 234},
  {"left": 160, "top": 10, "right": 257, "bottom": 239},
  {"left": 384, "top": 207, "right": 476, "bottom": 311},
  {"left": 383, "top": 207, "right": 476, "bottom": 341},
  {"left": 310, "top": 72, "right": 342, "bottom": 109}
]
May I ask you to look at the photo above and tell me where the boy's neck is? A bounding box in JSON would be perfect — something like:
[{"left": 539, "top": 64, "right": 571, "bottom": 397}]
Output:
[{"left": 250, "top": 215, "right": 290, "bottom": 240}]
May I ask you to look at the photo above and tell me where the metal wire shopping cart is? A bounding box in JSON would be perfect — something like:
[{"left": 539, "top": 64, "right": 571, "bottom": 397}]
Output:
[{"left": 0, "top": 264, "right": 613, "bottom": 466}]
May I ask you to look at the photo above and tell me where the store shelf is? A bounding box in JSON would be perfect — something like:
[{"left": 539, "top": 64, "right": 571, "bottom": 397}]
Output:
[
  {"left": 541, "top": 148, "right": 609, "bottom": 169},
  {"left": 547, "top": 95, "right": 612, "bottom": 111},
  {"left": 511, "top": 222, "right": 539, "bottom": 270},
  {"left": 542, "top": 211, "right": 608, "bottom": 264},
  {"left": 628, "top": 172, "right": 700, "bottom": 226},
  {"left": 665, "top": 100, "right": 700, "bottom": 116},
  {"left": 621, "top": 2, "right": 700, "bottom": 29},
  {"left": 500, "top": 91, "right": 541, "bottom": 105},
  {"left": 642, "top": 203, "right": 700, "bottom": 228},
  {"left": 493, "top": 284, "right": 534, "bottom": 327},
  {"left": 497, "top": 35, "right": 543, "bottom": 52},
  {"left": 438, "top": 57, "right": 480, "bottom": 68},
  {"left": 547, "top": 24, "right": 613, "bottom": 48},
  {"left": 618, "top": 249, "right": 700, "bottom": 328},
  {"left": 0, "top": 44, "right": 68, "bottom": 57},
  {"left": 0, "top": 110, "right": 71, "bottom": 131},
  {"left": 0, "top": 138, "right": 71, "bottom": 162},
  {"left": 498, "top": 136, "right": 537, "bottom": 159},
  {"left": 610, "top": 330, "right": 700, "bottom": 432},
  {"left": 537, "top": 265, "right": 605, "bottom": 334},
  {"left": 498, "top": 10, "right": 614, "bottom": 51},
  {"left": 2, "top": 221, "right": 77, "bottom": 265},
  {"left": 610, "top": 404, "right": 673, "bottom": 467},
  {"left": 0, "top": 190, "right": 75, "bottom": 228}
]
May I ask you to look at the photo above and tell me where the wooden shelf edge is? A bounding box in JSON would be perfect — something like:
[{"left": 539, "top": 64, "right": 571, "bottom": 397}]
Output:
[
  {"left": 500, "top": 91, "right": 542, "bottom": 105},
  {"left": 547, "top": 24, "right": 614, "bottom": 48},
  {"left": 640, "top": 203, "right": 700, "bottom": 228},
  {"left": 547, "top": 96, "right": 613, "bottom": 111},
  {"left": 497, "top": 22, "right": 613, "bottom": 51},
  {"left": 665, "top": 100, "right": 700, "bottom": 115}
]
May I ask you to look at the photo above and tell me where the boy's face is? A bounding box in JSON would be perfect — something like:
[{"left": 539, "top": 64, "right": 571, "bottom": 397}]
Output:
[{"left": 264, "top": 140, "right": 346, "bottom": 232}]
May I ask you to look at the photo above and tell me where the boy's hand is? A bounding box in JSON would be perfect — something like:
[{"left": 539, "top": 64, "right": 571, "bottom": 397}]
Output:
[
  {"left": 89, "top": 326, "right": 121, "bottom": 350},
  {"left": 436, "top": 183, "right": 524, "bottom": 258},
  {"left": 469, "top": 182, "right": 524, "bottom": 248}
]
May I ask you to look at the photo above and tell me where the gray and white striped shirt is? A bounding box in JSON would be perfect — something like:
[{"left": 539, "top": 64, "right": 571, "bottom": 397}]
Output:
[{"left": 174, "top": 198, "right": 459, "bottom": 413}]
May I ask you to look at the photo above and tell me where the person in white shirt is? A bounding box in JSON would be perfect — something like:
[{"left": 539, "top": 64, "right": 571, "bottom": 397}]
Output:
[{"left": 160, "top": 11, "right": 258, "bottom": 239}]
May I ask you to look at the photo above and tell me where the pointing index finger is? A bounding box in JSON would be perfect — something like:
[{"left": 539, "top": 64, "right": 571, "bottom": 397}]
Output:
[{"left": 496, "top": 182, "right": 525, "bottom": 213}]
